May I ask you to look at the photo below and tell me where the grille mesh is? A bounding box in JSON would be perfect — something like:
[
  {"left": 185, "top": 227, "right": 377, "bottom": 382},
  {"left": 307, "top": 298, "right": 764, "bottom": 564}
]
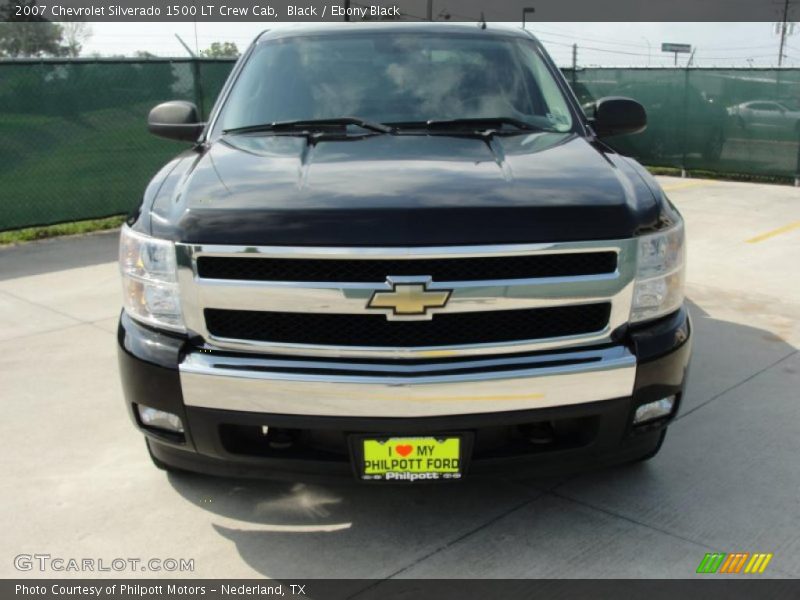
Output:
[
  {"left": 196, "top": 252, "right": 617, "bottom": 283},
  {"left": 204, "top": 303, "right": 611, "bottom": 347}
]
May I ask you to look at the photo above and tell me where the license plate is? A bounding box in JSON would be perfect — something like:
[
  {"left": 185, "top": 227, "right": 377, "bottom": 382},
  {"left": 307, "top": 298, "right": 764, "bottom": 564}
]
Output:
[{"left": 358, "top": 436, "right": 463, "bottom": 482}]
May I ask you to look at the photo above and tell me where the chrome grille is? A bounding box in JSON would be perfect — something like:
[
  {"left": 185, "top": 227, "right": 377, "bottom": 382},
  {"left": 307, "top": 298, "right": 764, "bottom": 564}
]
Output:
[
  {"left": 204, "top": 304, "right": 612, "bottom": 347},
  {"left": 176, "top": 241, "right": 637, "bottom": 359},
  {"left": 195, "top": 252, "right": 617, "bottom": 282}
]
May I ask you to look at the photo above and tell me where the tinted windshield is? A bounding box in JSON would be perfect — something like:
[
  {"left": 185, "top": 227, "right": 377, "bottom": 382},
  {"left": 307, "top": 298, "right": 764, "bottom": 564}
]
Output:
[{"left": 218, "top": 33, "right": 574, "bottom": 133}]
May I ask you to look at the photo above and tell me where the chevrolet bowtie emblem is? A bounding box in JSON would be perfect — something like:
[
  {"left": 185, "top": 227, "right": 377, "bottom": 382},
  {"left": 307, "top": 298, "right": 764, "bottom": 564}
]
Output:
[{"left": 367, "top": 278, "right": 452, "bottom": 319}]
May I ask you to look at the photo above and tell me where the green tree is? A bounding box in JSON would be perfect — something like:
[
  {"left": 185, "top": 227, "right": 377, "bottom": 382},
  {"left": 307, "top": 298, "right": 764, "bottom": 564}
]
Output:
[
  {"left": 200, "top": 42, "right": 239, "bottom": 58},
  {"left": 61, "top": 21, "right": 92, "bottom": 57},
  {"left": 0, "top": 1, "right": 69, "bottom": 57}
]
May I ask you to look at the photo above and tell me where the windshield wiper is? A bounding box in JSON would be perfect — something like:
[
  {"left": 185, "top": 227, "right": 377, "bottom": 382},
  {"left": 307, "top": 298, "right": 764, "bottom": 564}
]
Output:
[
  {"left": 393, "top": 117, "right": 545, "bottom": 134},
  {"left": 223, "top": 117, "right": 394, "bottom": 135}
]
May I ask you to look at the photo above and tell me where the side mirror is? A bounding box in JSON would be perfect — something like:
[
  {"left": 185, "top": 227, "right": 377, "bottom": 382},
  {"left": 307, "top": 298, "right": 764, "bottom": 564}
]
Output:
[
  {"left": 590, "top": 96, "right": 647, "bottom": 137},
  {"left": 147, "top": 101, "right": 205, "bottom": 142}
]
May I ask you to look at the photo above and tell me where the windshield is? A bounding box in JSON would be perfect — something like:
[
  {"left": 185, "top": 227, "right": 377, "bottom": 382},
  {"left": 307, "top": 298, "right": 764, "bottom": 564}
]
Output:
[{"left": 218, "top": 32, "right": 574, "bottom": 134}]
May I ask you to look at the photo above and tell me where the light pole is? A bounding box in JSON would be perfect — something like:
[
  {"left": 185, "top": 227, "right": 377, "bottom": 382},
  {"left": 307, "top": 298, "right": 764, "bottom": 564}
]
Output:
[
  {"left": 522, "top": 7, "right": 535, "bottom": 29},
  {"left": 641, "top": 37, "right": 651, "bottom": 66}
]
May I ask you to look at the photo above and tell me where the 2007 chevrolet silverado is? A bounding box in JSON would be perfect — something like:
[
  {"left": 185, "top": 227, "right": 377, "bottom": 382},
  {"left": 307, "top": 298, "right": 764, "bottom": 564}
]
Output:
[{"left": 118, "top": 23, "right": 691, "bottom": 482}]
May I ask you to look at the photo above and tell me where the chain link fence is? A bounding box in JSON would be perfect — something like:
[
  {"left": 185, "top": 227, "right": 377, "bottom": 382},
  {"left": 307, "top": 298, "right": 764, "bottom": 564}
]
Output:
[
  {"left": 2, "top": 59, "right": 799, "bottom": 231},
  {"left": 567, "top": 67, "right": 800, "bottom": 179},
  {"left": 0, "top": 58, "right": 233, "bottom": 231}
]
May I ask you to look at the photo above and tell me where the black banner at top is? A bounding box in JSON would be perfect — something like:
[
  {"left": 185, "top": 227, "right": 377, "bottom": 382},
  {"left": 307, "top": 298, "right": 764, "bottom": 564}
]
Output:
[{"left": 0, "top": 0, "right": 794, "bottom": 22}]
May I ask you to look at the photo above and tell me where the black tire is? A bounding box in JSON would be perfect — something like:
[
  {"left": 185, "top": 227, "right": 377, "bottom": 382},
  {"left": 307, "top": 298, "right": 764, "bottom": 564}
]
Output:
[
  {"left": 146, "top": 438, "right": 190, "bottom": 474},
  {"left": 633, "top": 429, "right": 667, "bottom": 463}
]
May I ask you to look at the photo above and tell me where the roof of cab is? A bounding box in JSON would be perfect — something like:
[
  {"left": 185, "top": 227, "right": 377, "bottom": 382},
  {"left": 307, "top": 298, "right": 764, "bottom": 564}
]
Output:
[{"left": 255, "top": 22, "right": 536, "bottom": 44}]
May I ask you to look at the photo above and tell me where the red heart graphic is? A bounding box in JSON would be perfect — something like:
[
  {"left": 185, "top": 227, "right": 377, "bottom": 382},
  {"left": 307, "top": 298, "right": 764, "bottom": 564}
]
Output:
[{"left": 395, "top": 444, "right": 413, "bottom": 457}]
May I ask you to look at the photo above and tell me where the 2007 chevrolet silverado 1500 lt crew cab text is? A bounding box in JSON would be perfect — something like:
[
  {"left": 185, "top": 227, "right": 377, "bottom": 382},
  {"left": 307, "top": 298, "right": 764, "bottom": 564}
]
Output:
[{"left": 118, "top": 23, "right": 691, "bottom": 482}]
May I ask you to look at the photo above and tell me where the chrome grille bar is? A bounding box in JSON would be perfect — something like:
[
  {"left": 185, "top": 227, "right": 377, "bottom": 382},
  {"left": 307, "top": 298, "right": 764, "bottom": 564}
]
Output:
[{"left": 176, "top": 239, "right": 637, "bottom": 359}]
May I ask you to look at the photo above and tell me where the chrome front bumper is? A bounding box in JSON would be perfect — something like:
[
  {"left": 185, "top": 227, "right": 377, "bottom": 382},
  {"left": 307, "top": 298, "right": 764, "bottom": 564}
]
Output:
[{"left": 179, "top": 345, "right": 637, "bottom": 418}]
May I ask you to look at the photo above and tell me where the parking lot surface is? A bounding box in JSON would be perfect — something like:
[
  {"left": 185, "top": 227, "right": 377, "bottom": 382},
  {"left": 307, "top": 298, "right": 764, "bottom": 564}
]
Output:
[{"left": 1, "top": 176, "right": 798, "bottom": 579}]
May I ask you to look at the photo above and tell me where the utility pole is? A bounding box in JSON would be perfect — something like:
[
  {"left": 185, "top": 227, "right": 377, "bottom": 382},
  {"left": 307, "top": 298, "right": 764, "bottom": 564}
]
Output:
[
  {"left": 571, "top": 43, "right": 577, "bottom": 84},
  {"left": 192, "top": 4, "right": 199, "bottom": 57},
  {"left": 175, "top": 34, "right": 196, "bottom": 57},
  {"left": 427, "top": 0, "right": 433, "bottom": 20},
  {"left": 176, "top": 34, "right": 203, "bottom": 118},
  {"left": 778, "top": 0, "right": 790, "bottom": 66}
]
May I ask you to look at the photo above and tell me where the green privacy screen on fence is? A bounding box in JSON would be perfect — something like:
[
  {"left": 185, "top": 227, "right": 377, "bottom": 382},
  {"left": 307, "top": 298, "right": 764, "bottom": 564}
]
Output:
[
  {"left": 2, "top": 58, "right": 799, "bottom": 231},
  {"left": 0, "top": 58, "right": 233, "bottom": 231},
  {"left": 568, "top": 68, "right": 800, "bottom": 178}
]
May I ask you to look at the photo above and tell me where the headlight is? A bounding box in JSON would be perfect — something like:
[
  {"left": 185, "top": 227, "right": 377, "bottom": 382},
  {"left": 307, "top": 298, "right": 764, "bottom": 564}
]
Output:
[
  {"left": 630, "top": 222, "right": 686, "bottom": 323},
  {"left": 119, "top": 225, "right": 185, "bottom": 332}
]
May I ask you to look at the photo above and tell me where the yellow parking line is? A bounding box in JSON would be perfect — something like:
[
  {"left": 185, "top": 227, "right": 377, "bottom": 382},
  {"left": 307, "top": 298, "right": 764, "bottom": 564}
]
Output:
[
  {"left": 661, "top": 180, "right": 713, "bottom": 192},
  {"left": 746, "top": 220, "right": 800, "bottom": 244}
]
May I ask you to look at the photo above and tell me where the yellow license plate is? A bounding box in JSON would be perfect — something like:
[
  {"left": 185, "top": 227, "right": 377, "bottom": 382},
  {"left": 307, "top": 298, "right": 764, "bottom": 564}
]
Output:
[{"left": 361, "top": 436, "right": 462, "bottom": 482}]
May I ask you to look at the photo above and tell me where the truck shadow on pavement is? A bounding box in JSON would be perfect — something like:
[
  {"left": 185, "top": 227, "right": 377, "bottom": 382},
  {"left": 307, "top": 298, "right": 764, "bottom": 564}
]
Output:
[{"left": 166, "top": 299, "right": 799, "bottom": 578}]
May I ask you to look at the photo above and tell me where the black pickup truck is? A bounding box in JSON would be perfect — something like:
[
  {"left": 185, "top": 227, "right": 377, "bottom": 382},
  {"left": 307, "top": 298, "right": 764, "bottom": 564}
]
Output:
[{"left": 118, "top": 23, "right": 691, "bottom": 482}]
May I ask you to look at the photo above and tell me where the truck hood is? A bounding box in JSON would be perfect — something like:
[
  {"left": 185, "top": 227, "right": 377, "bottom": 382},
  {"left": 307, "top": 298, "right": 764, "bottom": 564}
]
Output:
[{"left": 149, "top": 132, "right": 663, "bottom": 245}]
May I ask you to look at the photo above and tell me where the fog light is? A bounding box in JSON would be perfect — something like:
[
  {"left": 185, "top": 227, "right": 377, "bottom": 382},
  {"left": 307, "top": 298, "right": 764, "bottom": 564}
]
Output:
[
  {"left": 633, "top": 396, "right": 676, "bottom": 425},
  {"left": 137, "top": 405, "right": 184, "bottom": 433}
]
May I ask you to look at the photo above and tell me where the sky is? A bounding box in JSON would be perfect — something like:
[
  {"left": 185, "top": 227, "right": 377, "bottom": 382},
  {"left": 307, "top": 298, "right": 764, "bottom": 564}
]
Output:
[{"left": 77, "top": 22, "right": 800, "bottom": 67}]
